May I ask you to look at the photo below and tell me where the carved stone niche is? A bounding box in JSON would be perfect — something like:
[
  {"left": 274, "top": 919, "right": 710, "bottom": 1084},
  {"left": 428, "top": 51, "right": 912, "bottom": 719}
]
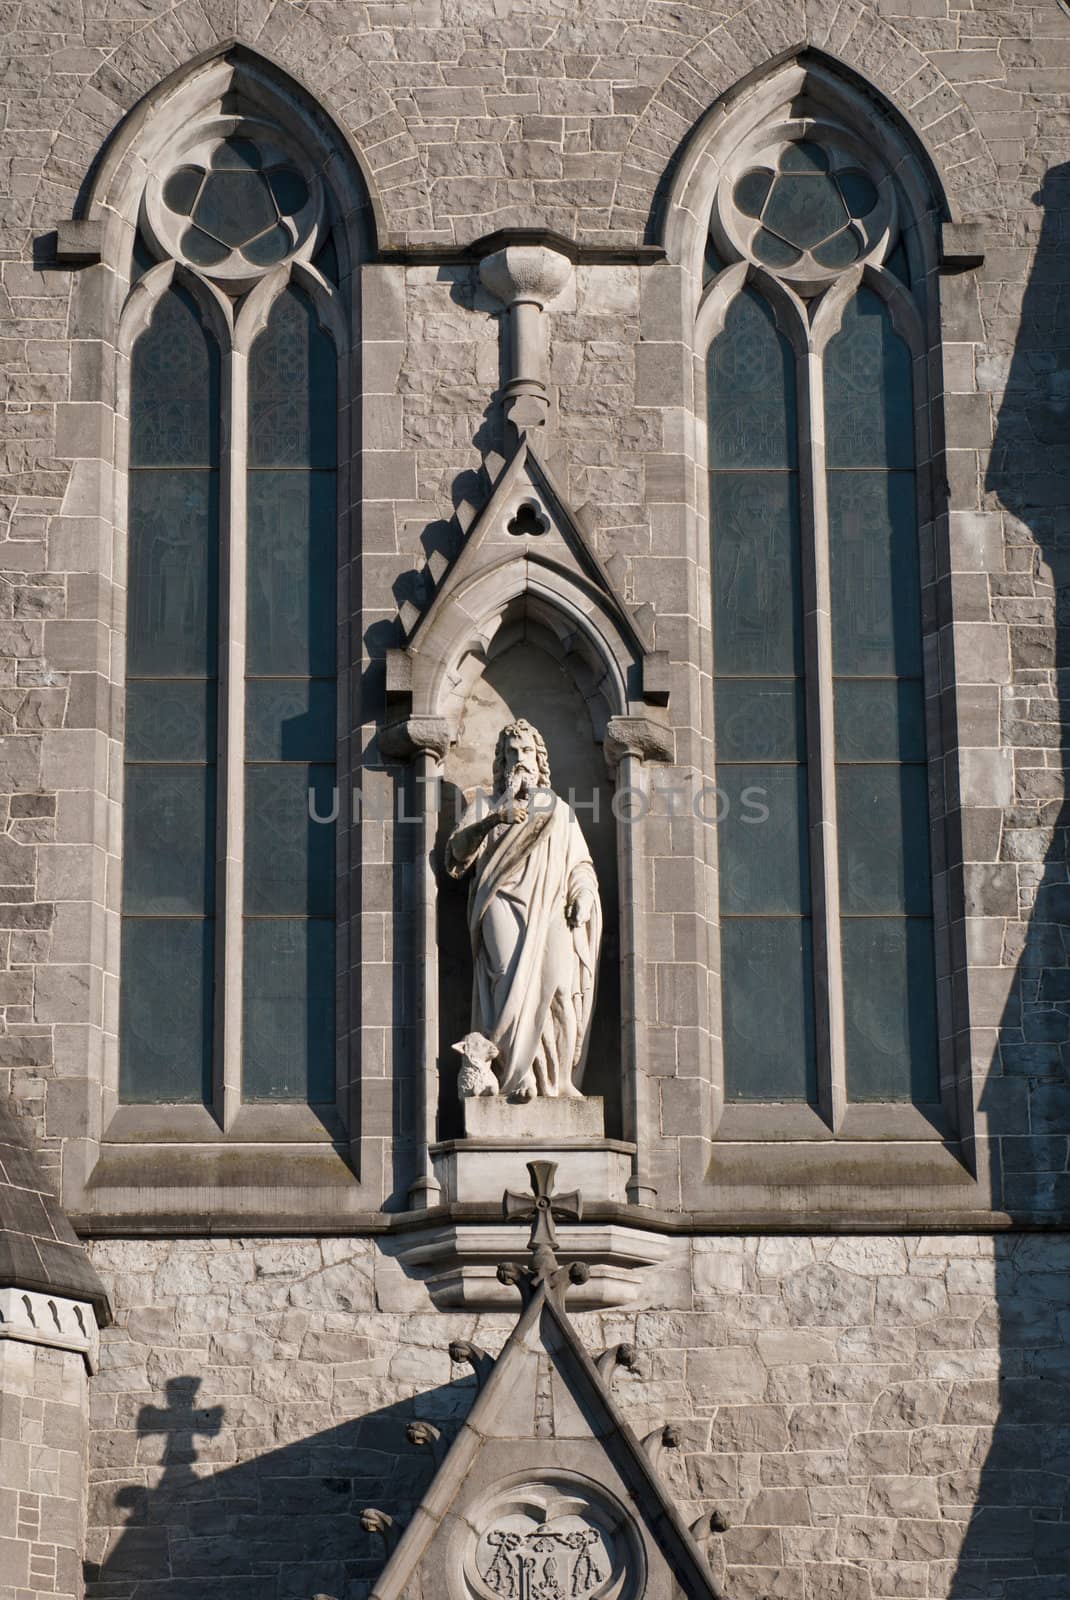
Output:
[{"left": 383, "top": 433, "right": 672, "bottom": 1302}]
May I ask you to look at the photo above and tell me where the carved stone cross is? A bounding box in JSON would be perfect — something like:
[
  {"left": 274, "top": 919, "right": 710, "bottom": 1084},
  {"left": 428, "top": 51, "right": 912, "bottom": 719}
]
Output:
[{"left": 503, "top": 1160, "right": 582, "bottom": 1255}]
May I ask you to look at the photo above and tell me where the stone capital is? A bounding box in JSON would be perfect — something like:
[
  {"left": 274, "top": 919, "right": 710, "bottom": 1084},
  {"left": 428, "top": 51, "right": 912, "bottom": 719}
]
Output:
[
  {"left": 378, "top": 715, "right": 451, "bottom": 763},
  {"left": 478, "top": 244, "right": 573, "bottom": 310},
  {"left": 604, "top": 716, "right": 674, "bottom": 770}
]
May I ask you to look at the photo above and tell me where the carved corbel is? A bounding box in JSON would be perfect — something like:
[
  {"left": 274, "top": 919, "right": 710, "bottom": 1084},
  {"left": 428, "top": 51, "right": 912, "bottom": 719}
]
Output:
[
  {"left": 596, "top": 1342, "right": 640, "bottom": 1384},
  {"left": 690, "top": 1510, "right": 729, "bottom": 1570},
  {"left": 361, "top": 1508, "right": 403, "bottom": 1557},
  {"left": 448, "top": 1339, "right": 496, "bottom": 1389},
  {"left": 642, "top": 1423, "right": 680, "bottom": 1469},
  {"left": 479, "top": 244, "right": 574, "bottom": 430}
]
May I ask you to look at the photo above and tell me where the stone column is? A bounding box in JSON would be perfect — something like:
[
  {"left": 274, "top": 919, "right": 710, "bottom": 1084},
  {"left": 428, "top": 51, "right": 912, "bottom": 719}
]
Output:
[
  {"left": 478, "top": 244, "right": 574, "bottom": 430},
  {"left": 0, "top": 1289, "right": 101, "bottom": 1600},
  {"left": 605, "top": 717, "right": 674, "bottom": 1207},
  {"left": 379, "top": 715, "right": 452, "bottom": 1207}
]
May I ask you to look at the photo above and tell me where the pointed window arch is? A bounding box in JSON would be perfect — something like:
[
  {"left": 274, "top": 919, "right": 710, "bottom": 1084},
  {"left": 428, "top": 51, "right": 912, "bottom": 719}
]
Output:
[
  {"left": 118, "top": 101, "right": 352, "bottom": 1116},
  {"left": 701, "top": 83, "right": 945, "bottom": 1130}
]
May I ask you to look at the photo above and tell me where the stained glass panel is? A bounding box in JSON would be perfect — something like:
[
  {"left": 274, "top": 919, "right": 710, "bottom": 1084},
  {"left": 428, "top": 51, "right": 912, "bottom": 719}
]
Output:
[
  {"left": 718, "top": 765, "right": 810, "bottom": 916},
  {"left": 123, "top": 767, "right": 215, "bottom": 915},
  {"left": 825, "top": 290, "right": 915, "bottom": 469},
  {"left": 122, "top": 289, "right": 219, "bottom": 1104},
  {"left": 841, "top": 918, "right": 938, "bottom": 1102},
  {"left": 707, "top": 292, "right": 797, "bottom": 470},
  {"left": 837, "top": 765, "right": 931, "bottom": 915},
  {"left": 119, "top": 919, "right": 213, "bottom": 1103},
  {"left": 243, "top": 919, "right": 335, "bottom": 1102},
  {"left": 715, "top": 679, "right": 805, "bottom": 762},
  {"left": 244, "top": 764, "right": 335, "bottom": 916},
  {"left": 125, "top": 681, "right": 215, "bottom": 763},
  {"left": 130, "top": 289, "right": 219, "bottom": 467},
  {"left": 249, "top": 290, "right": 337, "bottom": 467},
  {"left": 246, "top": 680, "right": 336, "bottom": 761},
  {"left": 126, "top": 473, "right": 219, "bottom": 677},
  {"left": 711, "top": 474, "right": 803, "bottom": 676},
  {"left": 828, "top": 473, "right": 921, "bottom": 678},
  {"left": 721, "top": 919, "right": 816, "bottom": 1101},
  {"left": 835, "top": 680, "right": 926, "bottom": 762},
  {"left": 245, "top": 287, "right": 337, "bottom": 1103}
]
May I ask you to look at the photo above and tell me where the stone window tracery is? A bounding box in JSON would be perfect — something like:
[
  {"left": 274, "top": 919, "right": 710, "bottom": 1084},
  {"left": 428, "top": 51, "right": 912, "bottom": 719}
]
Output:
[{"left": 119, "top": 119, "right": 344, "bottom": 1116}]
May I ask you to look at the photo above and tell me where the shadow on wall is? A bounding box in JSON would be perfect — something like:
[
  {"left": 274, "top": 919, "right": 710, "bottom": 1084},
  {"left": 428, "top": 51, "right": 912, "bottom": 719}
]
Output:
[
  {"left": 949, "top": 159, "right": 1070, "bottom": 1595},
  {"left": 86, "top": 1375, "right": 462, "bottom": 1600}
]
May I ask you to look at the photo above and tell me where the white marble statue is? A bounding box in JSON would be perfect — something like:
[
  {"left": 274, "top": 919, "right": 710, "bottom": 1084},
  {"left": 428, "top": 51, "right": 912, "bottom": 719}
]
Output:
[{"left": 446, "top": 719, "right": 602, "bottom": 1100}]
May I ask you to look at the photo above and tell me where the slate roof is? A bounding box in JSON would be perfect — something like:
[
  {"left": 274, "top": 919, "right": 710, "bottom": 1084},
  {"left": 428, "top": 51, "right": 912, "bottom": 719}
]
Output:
[{"left": 0, "top": 1096, "right": 111, "bottom": 1323}]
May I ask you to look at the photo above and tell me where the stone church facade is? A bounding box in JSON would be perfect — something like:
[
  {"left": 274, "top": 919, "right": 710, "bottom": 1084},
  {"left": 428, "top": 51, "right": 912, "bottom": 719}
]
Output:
[{"left": 2, "top": 0, "right": 1070, "bottom": 1595}]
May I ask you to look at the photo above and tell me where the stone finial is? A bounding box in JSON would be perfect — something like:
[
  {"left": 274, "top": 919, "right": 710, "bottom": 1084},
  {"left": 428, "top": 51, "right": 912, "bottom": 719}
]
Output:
[
  {"left": 479, "top": 244, "right": 574, "bottom": 430},
  {"left": 596, "top": 1342, "right": 640, "bottom": 1383},
  {"left": 642, "top": 1423, "right": 680, "bottom": 1468},
  {"left": 362, "top": 1508, "right": 402, "bottom": 1556},
  {"left": 448, "top": 1339, "right": 495, "bottom": 1388}
]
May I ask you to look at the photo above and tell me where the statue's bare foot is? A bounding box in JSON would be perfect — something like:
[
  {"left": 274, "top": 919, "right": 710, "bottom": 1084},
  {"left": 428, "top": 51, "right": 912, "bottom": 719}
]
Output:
[
  {"left": 561, "top": 1081, "right": 585, "bottom": 1100},
  {"left": 511, "top": 1073, "right": 537, "bottom": 1102}
]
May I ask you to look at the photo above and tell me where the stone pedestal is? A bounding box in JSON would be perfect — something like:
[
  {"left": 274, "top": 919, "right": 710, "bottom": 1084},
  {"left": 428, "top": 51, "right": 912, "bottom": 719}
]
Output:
[{"left": 432, "top": 1095, "right": 633, "bottom": 1205}]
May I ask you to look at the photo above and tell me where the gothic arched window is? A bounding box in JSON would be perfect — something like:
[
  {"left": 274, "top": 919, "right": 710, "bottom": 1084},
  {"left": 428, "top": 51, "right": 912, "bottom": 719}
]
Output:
[
  {"left": 705, "top": 117, "right": 941, "bottom": 1125},
  {"left": 119, "top": 124, "right": 346, "bottom": 1114}
]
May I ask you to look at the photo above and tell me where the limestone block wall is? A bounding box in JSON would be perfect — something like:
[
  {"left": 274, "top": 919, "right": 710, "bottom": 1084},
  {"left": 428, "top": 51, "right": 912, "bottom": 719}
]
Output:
[
  {"left": 0, "top": 1339, "right": 91, "bottom": 1600},
  {"left": 83, "top": 1235, "right": 1070, "bottom": 1600}
]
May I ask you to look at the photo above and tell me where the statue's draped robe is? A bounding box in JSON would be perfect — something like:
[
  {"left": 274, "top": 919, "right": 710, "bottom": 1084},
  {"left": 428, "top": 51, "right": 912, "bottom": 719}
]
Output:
[{"left": 447, "top": 792, "right": 601, "bottom": 1097}]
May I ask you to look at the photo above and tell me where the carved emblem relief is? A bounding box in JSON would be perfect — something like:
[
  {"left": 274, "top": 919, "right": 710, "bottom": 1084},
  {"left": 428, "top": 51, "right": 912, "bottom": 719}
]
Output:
[{"left": 460, "top": 1475, "right": 644, "bottom": 1600}]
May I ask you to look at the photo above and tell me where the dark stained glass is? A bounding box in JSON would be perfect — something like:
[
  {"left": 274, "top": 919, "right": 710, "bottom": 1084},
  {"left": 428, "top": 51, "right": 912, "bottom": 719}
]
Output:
[
  {"left": 718, "top": 765, "right": 810, "bottom": 916},
  {"left": 710, "top": 286, "right": 815, "bottom": 1103},
  {"left": 721, "top": 919, "right": 817, "bottom": 1101},
  {"left": 813, "top": 229, "right": 861, "bottom": 269},
  {"left": 828, "top": 473, "right": 921, "bottom": 678},
  {"left": 243, "top": 225, "right": 292, "bottom": 267},
  {"left": 825, "top": 289, "right": 916, "bottom": 469},
  {"left": 753, "top": 229, "right": 801, "bottom": 269},
  {"left": 126, "top": 473, "right": 218, "bottom": 677},
  {"left": 837, "top": 765, "right": 931, "bottom": 915},
  {"left": 841, "top": 919, "right": 938, "bottom": 1102},
  {"left": 246, "top": 680, "right": 336, "bottom": 761},
  {"left": 249, "top": 290, "right": 337, "bottom": 467},
  {"left": 163, "top": 139, "right": 309, "bottom": 268},
  {"left": 245, "top": 285, "right": 337, "bottom": 1103},
  {"left": 734, "top": 144, "right": 880, "bottom": 269},
  {"left": 119, "top": 919, "right": 213, "bottom": 1104},
  {"left": 825, "top": 288, "right": 936, "bottom": 1103},
  {"left": 244, "top": 764, "right": 336, "bottom": 916},
  {"left": 734, "top": 169, "right": 773, "bottom": 217},
  {"left": 122, "top": 288, "right": 219, "bottom": 1104},
  {"left": 763, "top": 169, "right": 846, "bottom": 249},
  {"left": 835, "top": 680, "right": 926, "bottom": 763},
  {"left": 130, "top": 289, "right": 219, "bottom": 467},
  {"left": 126, "top": 681, "right": 215, "bottom": 763},
  {"left": 715, "top": 679, "right": 805, "bottom": 762},
  {"left": 243, "top": 919, "right": 335, "bottom": 1103},
  {"left": 247, "top": 473, "right": 337, "bottom": 676},
  {"left": 123, "top": 766, "right": 215, "bottom": 915},
  {"left": 268, "top": 168, "right": 309, "bottom": 215},
  {"left": 711, "top": 474, "right": 803, "bottom": 677},
  {"left": 707, "top": 291, "right": 798, "bottom": 470},
  {"left": 163, "top": 166, "right": 204, "bottom": 215}
]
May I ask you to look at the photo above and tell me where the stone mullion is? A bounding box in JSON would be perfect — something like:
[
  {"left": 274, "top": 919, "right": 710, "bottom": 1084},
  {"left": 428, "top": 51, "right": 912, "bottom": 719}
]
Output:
[
  {"left": 215, "top": 343, "right": 247, "bottom": 1132},
  {"left": 798, "top": 345, "right": 847, "bottom": 1133}
]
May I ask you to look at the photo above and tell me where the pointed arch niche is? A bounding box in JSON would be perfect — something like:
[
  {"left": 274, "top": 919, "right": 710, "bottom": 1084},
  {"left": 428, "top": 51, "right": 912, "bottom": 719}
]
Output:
[
  {"left": 58, "top": 46, "right": 380, "bottom": 1225},
  {"left": 667, "top": 51, "right": 990, "bottom": 1215},
  {"left": 382, "top": 438, "right": 672, "bottom": 1208}
]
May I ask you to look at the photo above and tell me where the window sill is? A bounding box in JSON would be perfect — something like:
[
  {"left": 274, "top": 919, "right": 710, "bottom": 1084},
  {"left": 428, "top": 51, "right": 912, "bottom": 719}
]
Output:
[
  {"left": 715, "top": 1102, "right": 952, "bottom": 1142},
  {"left": 102, "top": 1102, "right": 344, "bottom": 1144}
]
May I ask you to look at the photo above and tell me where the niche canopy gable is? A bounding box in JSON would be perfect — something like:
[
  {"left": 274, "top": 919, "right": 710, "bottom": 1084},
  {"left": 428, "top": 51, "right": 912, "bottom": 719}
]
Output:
[{"left": 385, "top": 435, "right": 670, "bottom": 751}]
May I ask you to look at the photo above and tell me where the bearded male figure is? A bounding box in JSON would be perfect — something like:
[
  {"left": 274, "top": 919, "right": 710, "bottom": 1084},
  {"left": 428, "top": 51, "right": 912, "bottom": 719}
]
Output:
[{"left": 445, "top": 720, "right": 602, "bottom": 1100}]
